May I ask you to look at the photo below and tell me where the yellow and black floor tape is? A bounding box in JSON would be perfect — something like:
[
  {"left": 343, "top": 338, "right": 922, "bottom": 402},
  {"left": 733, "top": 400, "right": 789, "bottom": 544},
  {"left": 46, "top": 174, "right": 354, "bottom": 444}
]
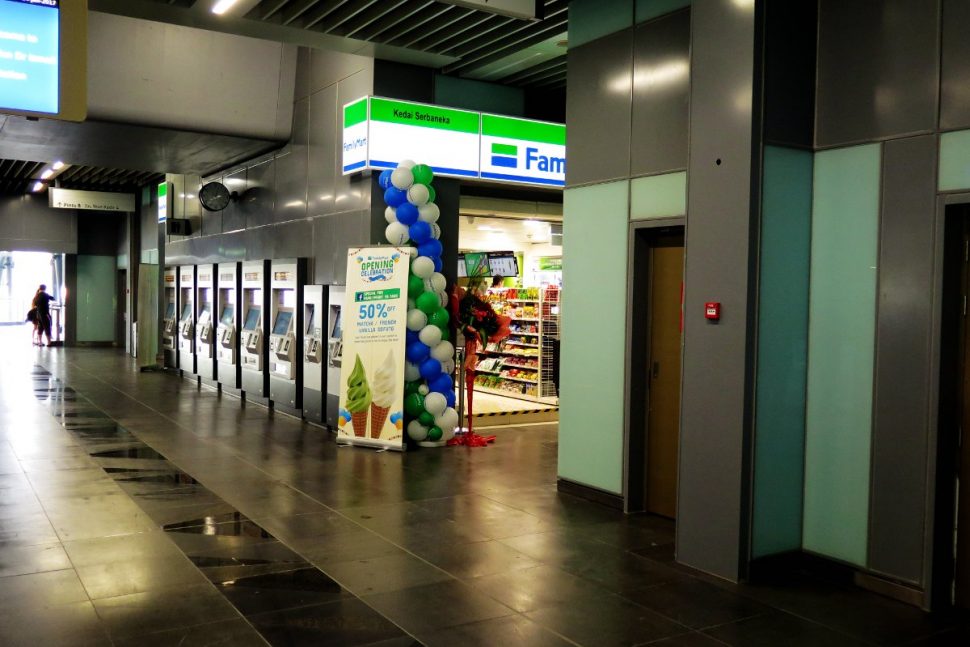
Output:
[{"left": 472, "top": 407, "right": 558, "bottom": 418}]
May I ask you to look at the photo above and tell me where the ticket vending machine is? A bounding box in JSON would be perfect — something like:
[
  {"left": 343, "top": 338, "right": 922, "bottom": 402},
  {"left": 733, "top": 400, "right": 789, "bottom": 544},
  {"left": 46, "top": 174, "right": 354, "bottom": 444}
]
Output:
[
  {"left": 325, "top": 286, "right": 345, "bottom": 429},
  {"left": 302, "top": 285, "right": 327, "bottom": 424},
  {"left": 162, "top": 267, "right": 178, "bottom": 368},
  {"left": 195, "top": 265, "right": 216, "bottom": 381},
  {"left": 240, "top": 260, "right": 269, "bottom": 398},
  {"left": 216, "top": 262, "right": 241, "bottom": 390},
  {"left": 177, "top": 265, "right": 196, "bottom": 374},
  {"left": 268, "top": 259, "right": 307, "bottom": 409}
]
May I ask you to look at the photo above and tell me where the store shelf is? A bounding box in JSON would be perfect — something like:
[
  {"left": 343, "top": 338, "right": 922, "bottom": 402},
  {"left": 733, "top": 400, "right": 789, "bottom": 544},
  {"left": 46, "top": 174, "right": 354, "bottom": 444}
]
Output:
[
  {"left": 509, "top": 331, "right": 539, "bottom": 336},
  {"left": 505, "top": 341, "right": 539, "bottom": 348},
  {"left": 498, "top": 375, "right": 538, "bottom": 384},
  {"left": 474, "top": 369, "right": 502, "bottom": 375},
  {"left": 511, "top": 317, "right": 540, "bottom": 322},
  {"left": 474, "top": 385, "right": 540, "bottom": 402},
  {"left": 481, "top": 349, "right": 539, "bottom": 358}
]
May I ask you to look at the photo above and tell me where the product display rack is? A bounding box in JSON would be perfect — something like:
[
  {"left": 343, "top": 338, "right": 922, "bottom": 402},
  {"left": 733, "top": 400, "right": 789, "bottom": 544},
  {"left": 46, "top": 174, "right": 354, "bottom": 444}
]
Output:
[{"left": 474, "top": 287, "right": 559, "bottom": 405}]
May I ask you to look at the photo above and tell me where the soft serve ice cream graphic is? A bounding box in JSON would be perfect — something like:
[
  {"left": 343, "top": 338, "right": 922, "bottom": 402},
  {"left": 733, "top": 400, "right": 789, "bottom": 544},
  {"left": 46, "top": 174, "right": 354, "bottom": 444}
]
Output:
[
  {"left": 370, "top": 350, "right": 396, "bottom": 438},
  {"left": 345, "top": 355, "right": 371, "bottom": 437}
]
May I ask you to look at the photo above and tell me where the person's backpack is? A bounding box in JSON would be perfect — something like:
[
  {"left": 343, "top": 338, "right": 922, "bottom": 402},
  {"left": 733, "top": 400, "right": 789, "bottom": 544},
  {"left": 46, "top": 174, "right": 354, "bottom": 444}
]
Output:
[{"left": 26, "top": 307, "right": 37, "bottom": 323}]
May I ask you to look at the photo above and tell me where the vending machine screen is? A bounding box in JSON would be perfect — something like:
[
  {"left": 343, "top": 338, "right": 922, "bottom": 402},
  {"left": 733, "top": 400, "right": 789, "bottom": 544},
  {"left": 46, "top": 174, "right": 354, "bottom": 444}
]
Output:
[
  {"left": 305, "top": 304, "right": 315, "bottom": 335},
  {"left": 273, "top": 311, "right": 292, "bottom": 335},
  {"left": 180, "top": 304, "right": 192, "bottom": 322},
  {"left": 243, "top": 308, "right": 260, "bottom": 331},
  {"left": 165, "top": 303, "right": 175, "bottom": 319},
  {"left": 220, "top": 306, "right": 234, "bottom": 326}
]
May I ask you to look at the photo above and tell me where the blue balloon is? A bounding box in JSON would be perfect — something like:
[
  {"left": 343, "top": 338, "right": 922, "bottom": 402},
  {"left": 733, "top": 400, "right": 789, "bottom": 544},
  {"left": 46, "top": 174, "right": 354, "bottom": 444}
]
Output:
[
  {"left": 444, "top": 389, "right": 456, "bottom": 408},
  {"left": 406, "top": 330, "right": 419, "bottom": 346},
  {"left": 418, "top": 239, "right": 442, "bottom": 258},
  {"left": 385, "top": 187, "right": 407, "bottom": 208},
  {"left": 409, "top": 221, "right": 432, "bottom": 245},
  {"left": 432, "top": 256, "right": 443, "bottom": 273},
  {"left": 429, "top": 373, "right": 453, "bottom": 394},
  {"left": 406, "top": 341, "right": 430, "bottom": 364},
  {"left": 419, "top": 357, "right": 442, "bottom": 381},
  {"left": 397, "top": 202, "right": 419, "bottom": 226},
  {"left": 378, "top": 169, "right": 393, "bottom": 189}
]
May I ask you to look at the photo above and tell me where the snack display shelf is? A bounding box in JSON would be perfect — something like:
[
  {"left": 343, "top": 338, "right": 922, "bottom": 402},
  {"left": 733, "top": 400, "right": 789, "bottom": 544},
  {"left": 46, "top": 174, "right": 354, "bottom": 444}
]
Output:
[{"left": 505, "top": 341, "right": 539, "bottom": 348}]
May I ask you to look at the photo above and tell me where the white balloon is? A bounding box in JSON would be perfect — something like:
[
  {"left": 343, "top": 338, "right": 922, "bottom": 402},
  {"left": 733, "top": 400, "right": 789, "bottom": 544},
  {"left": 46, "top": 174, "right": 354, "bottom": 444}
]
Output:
[
  {"left": 408, "top": 246, "right": 419, "bottom": 258},
  {"left": 419, "top": 324, "right": 442, "bottom": 348},
  {"left": 423, "top": 278, "right": 435, "bottom": 293},
  {"left": 418, "top": 384, "right": 429, "bottom": 396},
  {"left": 407, "top": 183, "right": 430, "bottom": 206},
  {"left": 412, "top": 256, "right": 434, "bottom": 279},
  {"left": 440, "top": 358, "right": 456, "bottom": 376},
  {"left": 407, "top": 420, "right": 429, "bottom": 441},
  {"left": 406, "top": 309, "right": 428, "bottom": 331},
  {"left": 438, "top": 291, "right": 449, "bottom": 308},
  {"left": 440, "top": 425, "right": 456, "bottom": 442},
  {"left": 418, "top": 203, "right": 440, "bottom": 223},
  {"left": 407, "top": 298, "right": 416, "bottom": 310},
  {"left": 435, "top": 407, "right": 459, "bottom": 432},
  {"left": 385, "top": 222, "right": 409, "bottom": 246},
  {"left": 431, "top": 223, "right": 441, "bottom": 239},
  {"left": 431, "top": 340, "right": 455, "bottom": 362},
  {"left": 424, "top": 392, "right": 447, "bottom": 417},
  {"left": 430, "top": 272, "right": 447, "bottom": 293},
  {"left": 397, "top": 159, "right": 416, "bottom": 169},
  {"left": 405, "top": 361, "right": 421, "bottom": 382},
  {"left": 391, "top": 166, "right": 414, "bottom": 190},
  {"left": 384, "top": 206, "right": 398, "bottom": 224}
]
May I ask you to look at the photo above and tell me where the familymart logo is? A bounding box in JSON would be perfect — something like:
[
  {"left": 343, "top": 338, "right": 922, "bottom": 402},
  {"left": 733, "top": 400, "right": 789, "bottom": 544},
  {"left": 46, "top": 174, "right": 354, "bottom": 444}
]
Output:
[{"left": 491, "top": 143, "right": 518, "bottom": 168}]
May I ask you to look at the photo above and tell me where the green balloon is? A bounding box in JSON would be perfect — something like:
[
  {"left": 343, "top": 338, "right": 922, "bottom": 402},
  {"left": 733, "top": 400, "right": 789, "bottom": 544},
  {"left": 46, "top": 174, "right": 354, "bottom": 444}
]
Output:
[
  {"left": 416, "top": 291, "right": 439, "bottom": 315},
  {"left": 408, "top": 275, "right": 425, "bottom": 299},
  {"left": 428, "top": 426, "right": 443, "bottom": 442},
  {"left": 439, "top": 327, "right": 450, "bottom": 342},
  {"left": 404, "top": 381, "right": 421, "bottom": 396},
  {"left": 429, "top": 308, "right": 450, "bottom": 329},
  {"left": 427, "top": 185, "right": 436, "bottom": 203},
  {"left": 418, "top": 411, "right": 435, "bottom": 426},
  {"left": 412, "top": 164, "right": 434, "bottom": 186},
  {"left": 404, "top": 393, "right": 425, "bottom": 417}
]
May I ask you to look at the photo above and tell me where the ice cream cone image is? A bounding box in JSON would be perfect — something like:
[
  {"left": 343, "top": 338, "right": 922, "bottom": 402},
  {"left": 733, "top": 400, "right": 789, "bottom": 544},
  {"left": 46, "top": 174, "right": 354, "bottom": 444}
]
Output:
[
  {"left": 346, "top": 355, "right": 371, "bottom": 438},
  {"left": 371, "top": 351, "right": 396, "bottom": 439},
  {"left": 370, "top": 404, "right": 390, "bottom": 438},
  {"left": 351, "top": 410, "right": 369, "bottom": 437}
]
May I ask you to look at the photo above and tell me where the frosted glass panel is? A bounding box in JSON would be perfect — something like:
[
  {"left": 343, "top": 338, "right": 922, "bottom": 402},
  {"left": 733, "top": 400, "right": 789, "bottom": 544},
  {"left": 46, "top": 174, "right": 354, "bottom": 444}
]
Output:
[
  {"left": 77, "top": 255, "right": 117, "bottom": 343},
  {"left": 803, "top": 144, "right": 881, "bottom": 567},
  {"left": 559, "top": 180, "right": 629, "bottom": 494},
  {"left": 939, "top": 129, "right": 970, "bottom": 191},
  {"left": 630, "top": 172, "right": 687, "bottom": 220},
  {"left": 752, "top": 146, "right": 812, "bottom": 558}
]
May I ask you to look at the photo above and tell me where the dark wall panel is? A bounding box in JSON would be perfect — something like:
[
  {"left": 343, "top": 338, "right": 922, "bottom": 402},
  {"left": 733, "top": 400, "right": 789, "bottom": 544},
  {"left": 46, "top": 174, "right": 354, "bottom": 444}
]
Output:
[
  {"left": 869, "top": 134, "right": 938, "bottom": 585},
  {"left": 763, "top": 0, "right": 817, "bottom": 147},
  {"left": 940, "top": 0, "right": 970, "bottom": 130},
  {"left": 0, "top": 194, "right": 77, "bottom": 253},
  {"left": 243, "top": 158, "right": 276, "bottom": 228},
  {"left": 630, "top": 9, "right": 690, "bottom": 176},
  {"left": 816, "top": 0, "right": 940, "bottom": 147},
  {"left": 565, "top": 29, "right": 634, "bottom": 186},
  {"left": 678, "top": 0, "right": 759, "bottom": 581},
  {"left": 375, "top": 61, "right": 435, "bottom": 104},
  {"left": 222, "top": 169, "right": 247, "bottom": 233},
  {"left": 276, "top": 98, "right": 309, "bottom": 223},
  {"left": 308, "top": 87, "right": 337, "bottom": 217},
  {"left": 78, "top": 213, "right": 124, "bottom": 256}
]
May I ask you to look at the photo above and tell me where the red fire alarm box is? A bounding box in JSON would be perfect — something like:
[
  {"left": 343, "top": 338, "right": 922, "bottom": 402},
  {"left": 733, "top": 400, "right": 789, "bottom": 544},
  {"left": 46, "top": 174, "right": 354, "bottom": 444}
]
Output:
[{"left": 705, "top": 302, "right": 721, "bottom": 321}]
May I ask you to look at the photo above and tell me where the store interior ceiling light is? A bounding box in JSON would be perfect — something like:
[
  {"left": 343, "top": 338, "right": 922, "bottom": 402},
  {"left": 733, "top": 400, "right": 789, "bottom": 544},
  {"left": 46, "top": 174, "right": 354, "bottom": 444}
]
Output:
[
  {"left": 211, "top": 0, "right": 240, "bottom": 15},
  {"left": 40, "top": 169, "right": 54, "bottom": 180},
  {"left": 52, "top": 161, "right": 64, "bottom": 170},
  {"left": 31, "top": 181, "right": 44, "bottom": 193}
]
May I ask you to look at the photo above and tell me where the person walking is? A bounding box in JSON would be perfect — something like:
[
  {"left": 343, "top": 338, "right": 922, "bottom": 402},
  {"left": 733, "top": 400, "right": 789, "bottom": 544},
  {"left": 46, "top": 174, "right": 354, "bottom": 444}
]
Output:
[{"left": 32, "top": 284, "right": 55, "bottom": 347}]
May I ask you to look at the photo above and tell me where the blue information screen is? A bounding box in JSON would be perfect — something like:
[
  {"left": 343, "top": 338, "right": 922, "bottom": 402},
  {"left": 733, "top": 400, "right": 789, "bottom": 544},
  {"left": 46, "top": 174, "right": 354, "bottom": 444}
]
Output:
[{"left": 0, "top": 0, "right": 59, "bottom": 114}]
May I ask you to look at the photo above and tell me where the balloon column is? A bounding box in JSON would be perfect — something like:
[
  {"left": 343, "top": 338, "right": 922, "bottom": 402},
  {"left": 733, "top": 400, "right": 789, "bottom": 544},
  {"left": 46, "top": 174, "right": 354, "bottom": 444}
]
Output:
[{"left": 380, "top": 160, "right": 459, "bottom": 444}]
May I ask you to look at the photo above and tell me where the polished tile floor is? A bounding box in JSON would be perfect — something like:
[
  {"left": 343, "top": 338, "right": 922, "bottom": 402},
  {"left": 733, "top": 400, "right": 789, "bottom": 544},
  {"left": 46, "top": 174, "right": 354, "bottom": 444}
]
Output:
[{"left": 1, "top": 334, "right": 968, "bottom": 645}]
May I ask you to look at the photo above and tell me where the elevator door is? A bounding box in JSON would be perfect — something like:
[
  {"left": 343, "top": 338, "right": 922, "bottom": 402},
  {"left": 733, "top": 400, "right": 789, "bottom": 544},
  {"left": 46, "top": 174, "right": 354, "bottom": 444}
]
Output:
[{"left": 646, "top": 234, "right": 684, "bottom": 518}]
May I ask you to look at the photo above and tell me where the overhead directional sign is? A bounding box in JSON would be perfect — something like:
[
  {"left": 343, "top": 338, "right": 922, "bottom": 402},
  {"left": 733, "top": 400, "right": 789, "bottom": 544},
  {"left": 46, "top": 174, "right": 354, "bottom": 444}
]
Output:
[{"left": 342, "top": 96, "right": 566, "bottom": 189}]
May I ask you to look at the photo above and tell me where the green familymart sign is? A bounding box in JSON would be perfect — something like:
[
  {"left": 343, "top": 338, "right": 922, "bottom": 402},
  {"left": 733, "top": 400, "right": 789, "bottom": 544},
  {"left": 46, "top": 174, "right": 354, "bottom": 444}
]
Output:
[{"left": 342, "top": 96, "right": 566, "bottom": 188}]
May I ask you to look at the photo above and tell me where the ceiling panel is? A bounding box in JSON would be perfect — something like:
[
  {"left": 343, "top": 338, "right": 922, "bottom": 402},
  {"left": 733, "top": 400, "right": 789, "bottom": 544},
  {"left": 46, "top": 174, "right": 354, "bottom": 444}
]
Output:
[{"left": 135, "top": 0, "right": 570, "bottom": 88}]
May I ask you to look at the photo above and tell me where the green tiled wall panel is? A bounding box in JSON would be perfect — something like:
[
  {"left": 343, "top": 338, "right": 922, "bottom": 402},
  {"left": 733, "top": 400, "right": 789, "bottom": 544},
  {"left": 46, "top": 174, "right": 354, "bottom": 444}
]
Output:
[
  {"left": 752, "top": 146, "right": 813, "bottom": 558},
  {"left": 559, "top": 180, "right": 630, "bottom": 494},
  {"left": 630, "top": 172, "right": 687, "bottom": 220},
  {"left": 939, "top": 129, "right": 970, "bottom": 191},
  {"left": 803, "top": 144, "right": 881, "bottom": 567}
]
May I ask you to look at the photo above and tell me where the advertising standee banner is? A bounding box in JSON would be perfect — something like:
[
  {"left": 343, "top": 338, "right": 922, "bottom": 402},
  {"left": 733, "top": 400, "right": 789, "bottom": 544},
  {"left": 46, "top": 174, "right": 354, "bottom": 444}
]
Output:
[{"left": 336, "top": 247, "right": 410, "bottom": 450}]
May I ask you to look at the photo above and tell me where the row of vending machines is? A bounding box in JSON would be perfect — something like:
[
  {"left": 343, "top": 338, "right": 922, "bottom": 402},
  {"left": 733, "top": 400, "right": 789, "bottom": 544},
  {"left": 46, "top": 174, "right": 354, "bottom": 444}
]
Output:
[{"left": 161, "top": 259, "right": 346, "bottom": 427}]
